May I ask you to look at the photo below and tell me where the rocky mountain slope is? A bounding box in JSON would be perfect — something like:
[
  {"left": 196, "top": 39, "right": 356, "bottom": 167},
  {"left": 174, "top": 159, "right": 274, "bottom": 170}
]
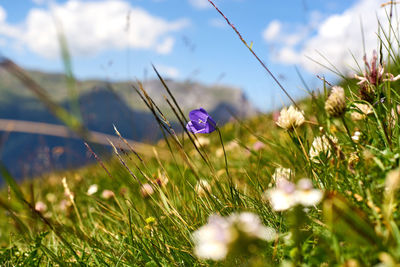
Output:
[{"left": 0, "top": 69, "right": 257, "bottom": 179}]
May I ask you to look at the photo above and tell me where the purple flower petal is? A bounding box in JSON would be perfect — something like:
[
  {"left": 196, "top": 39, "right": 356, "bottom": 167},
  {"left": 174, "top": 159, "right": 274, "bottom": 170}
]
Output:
[
  {"left": 186, "top": 108, "right": 216, "bottom": 134},
  {"left": 186, "top": 121, "right": 206, "bottom": 134},
  {"left": 186, "top": 121, "right": 197, "bottom": 133},
  {"left": 206, "top": 117, "right": 216, "bottom": 131},
  {"left": 189, "top": 108, "right": 209, "bottom": 122}
]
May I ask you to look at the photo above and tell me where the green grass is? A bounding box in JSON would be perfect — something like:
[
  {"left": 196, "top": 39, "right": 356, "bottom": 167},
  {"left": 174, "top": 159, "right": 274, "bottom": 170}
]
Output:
[
  {"left": 3, "top": 3, "right": 400, "bottom": 266},
  {"left": 2, "top": 73, "right": 400, "bottom": 265}
]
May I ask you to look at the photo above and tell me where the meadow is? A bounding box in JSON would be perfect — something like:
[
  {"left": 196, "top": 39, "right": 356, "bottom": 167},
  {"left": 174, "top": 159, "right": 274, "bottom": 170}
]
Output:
[{"left": 2, "top": 1, "right": 400, "bottom": 266}]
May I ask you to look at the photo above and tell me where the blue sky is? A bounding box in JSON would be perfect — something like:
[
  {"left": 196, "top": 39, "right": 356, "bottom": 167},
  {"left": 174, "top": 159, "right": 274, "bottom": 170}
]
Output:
[{"left": 0, "top": 0, "right": 393, "bottom": 111}]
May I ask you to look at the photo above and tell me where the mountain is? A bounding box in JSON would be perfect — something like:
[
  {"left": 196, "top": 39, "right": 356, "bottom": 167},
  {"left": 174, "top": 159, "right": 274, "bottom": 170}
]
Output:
[{"left": 0, "top": 69, "right": 257, "bottom": 179}]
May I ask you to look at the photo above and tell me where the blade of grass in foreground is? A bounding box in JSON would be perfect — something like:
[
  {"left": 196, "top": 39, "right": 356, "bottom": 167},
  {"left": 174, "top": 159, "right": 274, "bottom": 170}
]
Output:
[
  {"left": 0, "top": 58, "right": 89, "bottom": 140},
  {"left": 54, "top": 16, "right": 83, "bottom": 125},
  {"left": 207, "top": 0, "right": 298, "bottom": 108},
  {"left": 0, "top": 162, "right": 82, "bottom": 264}
]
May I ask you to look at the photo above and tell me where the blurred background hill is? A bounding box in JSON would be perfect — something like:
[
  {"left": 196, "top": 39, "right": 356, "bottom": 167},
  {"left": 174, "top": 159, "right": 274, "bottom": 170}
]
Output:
[{"left": 0, "top": 68, "right": 257, "bottom": 179}]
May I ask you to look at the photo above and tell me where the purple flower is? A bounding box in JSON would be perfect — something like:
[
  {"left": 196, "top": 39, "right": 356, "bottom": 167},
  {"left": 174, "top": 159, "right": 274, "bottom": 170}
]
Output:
[{"left": 186, "top": 108, "right": 216, "bottom": 134}]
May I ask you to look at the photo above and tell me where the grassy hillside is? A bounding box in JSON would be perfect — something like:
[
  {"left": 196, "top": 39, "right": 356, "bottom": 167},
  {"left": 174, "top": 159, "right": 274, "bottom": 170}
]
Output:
[
  {"left": 3, "top": 4, "right": 400, "bottom": 265},
  {"left": 3, "top": 49, "right": 400, "bottom": 265}
]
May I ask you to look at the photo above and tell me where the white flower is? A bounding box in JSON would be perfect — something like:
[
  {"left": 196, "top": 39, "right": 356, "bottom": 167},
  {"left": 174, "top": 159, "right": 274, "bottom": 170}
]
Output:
[
  {"left": 265, "top": 178, "right": 323, "bottom": 211},
  {"left": 101, "top": 190, "right": 115, "bottom": 199},
  {"left": 192, "top": 212, "right": 276, "bottom": 261},
  {"left": 192, "top": 215, "right": 232, "bottom": 260},
  {"left": 351, "top": 103, "right": 373, "bottom": 121},
  {"left": 87, "top": 184, "right": 98, "bottom": 195},
  {"left": 295, "top": 178, "right": 323, "bottom": 206},
  {"left": 309, "top": 135, "right": 338, "bottom": 162},
  {"left": 276, "top": 105, "right": 305, "bottom": 130},
  {"left": 351, "top": 131, "right": 361, "bottom": 142},
  {"left": 325, "top": 86, "right": 346, "bottom": 117},
  {"left": 266, "top": 179, "right": 297, "bottom": 211},
  {"left": 35, "top": 201, "right": 47, "bottom": 212},
  {"left": 229, "top": 212, "right": 277, "bottom": 241},
  {"left": 195, "top": 179, "right": 211, "bottom": 197},
  {"left": 140, "top": 183, "right": 154, "bottom": 198}
]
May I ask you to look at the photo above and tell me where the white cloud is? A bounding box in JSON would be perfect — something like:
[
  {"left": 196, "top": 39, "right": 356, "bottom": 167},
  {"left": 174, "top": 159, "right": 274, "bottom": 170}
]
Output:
[
  {"left": 262, "top": 0, "right": 399, "bottom": 74},
  {"left": 0, "top": 0, "right": 189, "bottom": 58},
  {"left": 155, "top": 37, "right": 175, "bottom": 54},
  {"left": 154, "top": 64, "right": 180, "bottom": 78},
  {"left": 189, "top": 0, "right": 211, "bottom": 10},
  {"left": 276, "top": 47, "right": 301, "bottom": 65},
  {"left": 262, "top": 20, "right": 281, "bottom": 41},
  {"left": 0, "top": 6, "right": 6, "bottom": 21}
]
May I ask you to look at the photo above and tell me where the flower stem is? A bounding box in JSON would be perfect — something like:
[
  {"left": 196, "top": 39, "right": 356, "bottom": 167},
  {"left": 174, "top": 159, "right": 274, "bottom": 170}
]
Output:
[
  {"left": 216, "top": 127, "right": 235, "bottom": 201},
  {"left": 341, "top": 116, "right": 358, "bottom": 152}
]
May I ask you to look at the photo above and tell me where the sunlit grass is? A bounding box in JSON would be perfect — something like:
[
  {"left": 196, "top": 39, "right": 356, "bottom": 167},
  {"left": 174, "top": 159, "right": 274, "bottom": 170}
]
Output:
[{"left": 3, "top": 2, "right": 400, "bottom": 266}]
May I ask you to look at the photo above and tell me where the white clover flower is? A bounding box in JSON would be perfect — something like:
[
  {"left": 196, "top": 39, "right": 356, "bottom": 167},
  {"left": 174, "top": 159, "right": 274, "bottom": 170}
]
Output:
[
  {"left": 266, "top": 179, "right": 297, "bottom": 211},
  {"left": 265, "top": 178, "right": 323, "bottom": 211},
  {"left": 192, "top": 212, "right": 276, "bottom": 261},
  {"left": 195, "top": 179, "right": 211, "bottom": 197},
  {"left": 87, "top": 184, "right": 98, "bottom": 195},
  {"left": 276, "top": 105, "right": 305, "bottom": 130},
  {"left": 325, "top": 86, "right": 346, "bottom": 117},
  {"left": 192, "top": 215, "right": 232, "bottom": 260},
  {"left": 295, "top": 178, "right": 323, "bottom": 207},
  {"left": 229, "top": 212, "right": 277, "bottom": 242},
  {"left": 309, "top": 135, "right": 338, "bottom": 162},
  {"left": 351, "top": 103, "right": 373, "bottom": 121}
]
